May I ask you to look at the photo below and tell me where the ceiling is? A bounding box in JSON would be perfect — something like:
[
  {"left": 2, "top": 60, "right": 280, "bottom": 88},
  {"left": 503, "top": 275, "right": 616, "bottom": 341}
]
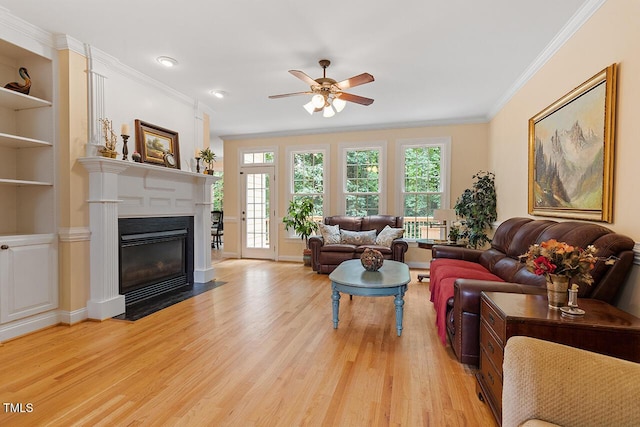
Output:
[{"left": 0, "top": 0, "right": 592, "bottom": 154}]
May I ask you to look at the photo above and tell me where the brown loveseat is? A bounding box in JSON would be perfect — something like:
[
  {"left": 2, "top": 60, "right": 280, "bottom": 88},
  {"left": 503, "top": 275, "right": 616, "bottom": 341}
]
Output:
[
  {"left": 309, "top": 215, "right": 408, "bottom": 274},
  {"left": 429, "top": 217, "right": 635, "bottom": 365}
]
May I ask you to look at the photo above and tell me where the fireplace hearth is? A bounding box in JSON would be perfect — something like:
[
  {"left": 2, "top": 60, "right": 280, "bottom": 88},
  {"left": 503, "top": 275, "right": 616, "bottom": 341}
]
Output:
[{"left": 119, "top": 216, "right": 194, "bottom": 304}]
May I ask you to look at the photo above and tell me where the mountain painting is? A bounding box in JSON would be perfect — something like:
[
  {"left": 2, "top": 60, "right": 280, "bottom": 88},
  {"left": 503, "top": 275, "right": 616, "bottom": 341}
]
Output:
[{"left": 528, "top": 64, "right": 616, "bottom": 222}]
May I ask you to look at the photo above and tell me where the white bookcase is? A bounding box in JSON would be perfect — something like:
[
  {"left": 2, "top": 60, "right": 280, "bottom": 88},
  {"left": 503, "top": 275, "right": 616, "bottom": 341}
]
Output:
[{"left": 0, "top": 37, "right": 58, "bottom": 331}]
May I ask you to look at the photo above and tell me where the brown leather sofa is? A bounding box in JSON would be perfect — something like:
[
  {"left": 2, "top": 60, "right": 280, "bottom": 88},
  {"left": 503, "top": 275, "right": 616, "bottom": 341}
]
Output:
[
  {"left": 429, "top": 217, "right": 635, "bottom": 365},
  {"left": 309, "top": 215, "right": 408, "bottom": 274}
]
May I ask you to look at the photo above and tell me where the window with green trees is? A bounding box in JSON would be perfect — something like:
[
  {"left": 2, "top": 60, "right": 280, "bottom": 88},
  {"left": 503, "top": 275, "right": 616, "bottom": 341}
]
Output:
[
  {"left": 344, "top": 148, "right": 380, "bottom": 216},
  {"left": 291, "top": 151, "right": 325, "bottom": 219},
  {"left": 400, "top": 139, "right": 450, "bottom": 240}
]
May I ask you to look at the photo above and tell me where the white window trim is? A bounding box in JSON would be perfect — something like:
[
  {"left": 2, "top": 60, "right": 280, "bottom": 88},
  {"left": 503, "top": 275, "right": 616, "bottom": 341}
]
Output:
[
  {"left": 284, "top": 144, "right": 330, "bottom": 238},
  {"left": 395, "top": 137, "right": 452, "bottom": 239},
  {"left": 338, "top": 141, "right": 387, "bottom": 215}
]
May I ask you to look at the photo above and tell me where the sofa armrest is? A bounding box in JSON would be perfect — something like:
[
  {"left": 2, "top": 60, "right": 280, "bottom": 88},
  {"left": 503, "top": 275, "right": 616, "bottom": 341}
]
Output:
[
  {"left": 432, "top": 245, "right": 483, "bottom": 262},
  {"left": 455, "top": 279, "right": 546, "bottom": 314},
  {"left": 502, "top": 336, "right": 640, "bottom": 427},
  {"left": 309, "top": 235, "right": 324, "bottom": 271},
  {"left": 391, "top": 239, "right": 408, "bottom": 262}
]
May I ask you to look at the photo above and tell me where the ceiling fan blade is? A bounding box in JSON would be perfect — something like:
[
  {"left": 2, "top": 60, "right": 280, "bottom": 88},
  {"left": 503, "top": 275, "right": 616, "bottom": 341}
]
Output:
[
  {"left": 336, "top": 73, "right": 374, "bottom": 90},
  {"left": 268, "top": 91, "right": 313, "bottom": 99},
  {"left": 289, "top": 70, "right": 319, "bottom": 87},
  {"left": 338, "top": 92, "right": 374, "bottom": 106}
]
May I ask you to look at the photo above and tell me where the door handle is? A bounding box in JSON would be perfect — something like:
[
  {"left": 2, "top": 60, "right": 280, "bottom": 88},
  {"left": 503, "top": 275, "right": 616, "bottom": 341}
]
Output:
[{"left": 1, "top": 245, "right": 9, "bottom": 250}]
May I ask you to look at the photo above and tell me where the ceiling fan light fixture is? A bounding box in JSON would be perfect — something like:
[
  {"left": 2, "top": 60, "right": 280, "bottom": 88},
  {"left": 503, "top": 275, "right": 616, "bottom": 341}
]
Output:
[
  {"left": 323, "top": 104, "right": 335, "bottom": 118},
  {"left": 311, "top": 94, "right": 325, "bottom": 109},
  {"left": 303, "top": 100, "right": 316, "bottom": 115},
  {"left": 333, "top": 97, "right": 346, "bottom": 113}
]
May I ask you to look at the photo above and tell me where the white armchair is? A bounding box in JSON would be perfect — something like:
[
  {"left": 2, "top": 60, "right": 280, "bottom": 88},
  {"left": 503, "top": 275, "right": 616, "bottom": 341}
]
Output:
[{"left": 502, "top": 336, "right": 640, "bottom": 427}]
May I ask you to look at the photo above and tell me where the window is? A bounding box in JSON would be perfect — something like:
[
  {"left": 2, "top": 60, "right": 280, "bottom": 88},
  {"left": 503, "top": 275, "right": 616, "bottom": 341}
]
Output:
[
  {"left": 398, "top": 138, "right": 451, "bottom": 240},
  {"left": 340, "top": 144, "right": 385, "bottom": 216},
  {"left": 242, "top": 150, "right": 274, "bottom": 165},
  {"left": 286, "top": 147, "right": 329, "bottom": 236},
  {"left": 291, "top": 151, "right": 325, "bottom": 219}
]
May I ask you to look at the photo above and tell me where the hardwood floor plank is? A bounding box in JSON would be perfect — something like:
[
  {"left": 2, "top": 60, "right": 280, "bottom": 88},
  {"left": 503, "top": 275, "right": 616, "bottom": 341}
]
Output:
[{"left": 0, "top": 259, "right": 495, "bottom": 426}]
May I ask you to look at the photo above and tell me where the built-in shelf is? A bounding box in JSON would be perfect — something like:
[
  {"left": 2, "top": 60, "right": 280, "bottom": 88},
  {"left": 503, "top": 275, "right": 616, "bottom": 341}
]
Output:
[
  {"left": 0, "top": 132, "right": 52, "bottom": 148},
  {"left": 0, "top": 86, "right": 52, "bottom": 110},
  {"left": 0, "top": 178, "right": 53, "bottom": 187}
]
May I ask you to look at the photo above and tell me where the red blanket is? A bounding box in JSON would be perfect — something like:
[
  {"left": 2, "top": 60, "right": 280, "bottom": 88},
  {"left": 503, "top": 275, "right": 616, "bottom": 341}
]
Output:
[{"left": 429, "top": 258, "right": 503, "bottom": 344}]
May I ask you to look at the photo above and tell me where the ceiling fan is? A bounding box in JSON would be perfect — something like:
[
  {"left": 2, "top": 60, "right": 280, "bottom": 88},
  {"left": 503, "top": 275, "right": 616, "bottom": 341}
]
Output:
[{"left": 269, "top": 59, "right": 374, "bottom": 117}]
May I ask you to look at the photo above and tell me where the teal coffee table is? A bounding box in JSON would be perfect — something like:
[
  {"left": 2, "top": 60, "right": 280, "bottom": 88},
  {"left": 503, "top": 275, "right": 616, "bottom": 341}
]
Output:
[{"left": 329, "top": 259, "right": 411, "bottom": 336}]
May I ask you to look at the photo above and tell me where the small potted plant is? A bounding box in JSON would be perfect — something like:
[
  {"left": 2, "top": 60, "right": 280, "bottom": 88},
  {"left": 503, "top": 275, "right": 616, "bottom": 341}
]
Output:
[
  {"left": 283, "top": 197, "right": 318, "bottom": 266},
  {"left": 199, "top": 147, "right": 216, "bottom": 174}
]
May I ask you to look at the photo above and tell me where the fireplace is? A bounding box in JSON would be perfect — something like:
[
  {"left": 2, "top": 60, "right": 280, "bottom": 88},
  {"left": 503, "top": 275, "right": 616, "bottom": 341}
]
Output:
[{"left": 119, "top": 216, "right": 194, "bottom": 304}]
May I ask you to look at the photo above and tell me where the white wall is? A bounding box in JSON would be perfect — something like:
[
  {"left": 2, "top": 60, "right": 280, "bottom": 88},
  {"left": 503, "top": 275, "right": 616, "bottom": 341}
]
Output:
[
  {"left": 488, "top": 0, "right": 640, "bottom": 316},
  {"left": 86, "top": 45, "right": 212, "bottom": 173}
]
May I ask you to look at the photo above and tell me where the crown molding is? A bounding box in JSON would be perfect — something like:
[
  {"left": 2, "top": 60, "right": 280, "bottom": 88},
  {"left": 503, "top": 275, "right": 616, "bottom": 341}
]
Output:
[
  {"left": 220, "top": 115, "right": 487, "bottom": 141},
  {"left": 488, "top": 0, "right": 607, "bottom": 119},
  {"left": 54, "top": 34, "right": 85, "bottom": 56},
  {"left": 0, "top": 6, "right": 55, "bottom": 58}
]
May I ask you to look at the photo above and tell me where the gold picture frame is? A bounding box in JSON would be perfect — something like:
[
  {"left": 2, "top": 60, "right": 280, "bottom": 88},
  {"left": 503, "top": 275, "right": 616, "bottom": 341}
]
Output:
[
  {"left": 134, "top": 119, "right": 180, "bottom": 169},
  {"left": 528, "top": 63, "right": 617, "bottom": 222}
]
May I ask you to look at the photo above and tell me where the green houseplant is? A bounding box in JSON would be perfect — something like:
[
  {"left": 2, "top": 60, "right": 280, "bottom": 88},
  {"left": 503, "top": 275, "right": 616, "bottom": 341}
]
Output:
[
  {"left": 454, "top": 171, "right": 497, "bottom": 249},
  {"left": 199, "top": 147, "right": 216, "bottom": 174},
  {"left": 283, "top": 197, "right": 318, "bottom": 265}
]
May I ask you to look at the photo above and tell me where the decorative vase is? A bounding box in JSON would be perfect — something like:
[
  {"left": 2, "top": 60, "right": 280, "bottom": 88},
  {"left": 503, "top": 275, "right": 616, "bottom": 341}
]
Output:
[
  {"left": 361, "top": 248, "right": 384, "bottom": 272},
  {"left": 546, "top": 274, "right": 570, "bottom": 309}
]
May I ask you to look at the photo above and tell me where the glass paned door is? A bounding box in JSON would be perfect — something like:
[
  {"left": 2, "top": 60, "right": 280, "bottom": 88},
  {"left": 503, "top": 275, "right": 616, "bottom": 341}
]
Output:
[{"left": 241, "top": 166, "right": 275, "bottom": 259}]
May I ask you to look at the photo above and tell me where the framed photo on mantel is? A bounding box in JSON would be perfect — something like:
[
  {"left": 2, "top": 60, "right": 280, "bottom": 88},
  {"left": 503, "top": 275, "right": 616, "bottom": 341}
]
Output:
[
  {"left": 134, "top": 119, "right": 180, "bottom": 169},
  {"left": 528, "top": 63, "right": 617, "bottom": 223}
]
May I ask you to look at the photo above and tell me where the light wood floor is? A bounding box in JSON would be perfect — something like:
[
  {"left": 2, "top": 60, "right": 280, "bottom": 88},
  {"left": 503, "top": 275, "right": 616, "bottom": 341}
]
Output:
[{"left": 0, "top": 259, "right": 495, "bottom": 426}]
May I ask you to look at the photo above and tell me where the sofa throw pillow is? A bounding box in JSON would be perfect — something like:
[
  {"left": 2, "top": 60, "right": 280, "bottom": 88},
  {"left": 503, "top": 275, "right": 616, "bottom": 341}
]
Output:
[
  {"left": 318, "top": 223, "right": 341, "bottom": 245},
  {"left": 340, "top": 229, "right": 377, "bottom": 245},
  {"left": 375, "top": 225, "right": 404, "bottom": 247}
]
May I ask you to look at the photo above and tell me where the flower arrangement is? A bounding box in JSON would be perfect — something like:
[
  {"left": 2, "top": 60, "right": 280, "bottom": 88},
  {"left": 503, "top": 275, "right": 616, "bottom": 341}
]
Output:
[{"left": 520, "top": 239, "right": 615, "bottom": 286}]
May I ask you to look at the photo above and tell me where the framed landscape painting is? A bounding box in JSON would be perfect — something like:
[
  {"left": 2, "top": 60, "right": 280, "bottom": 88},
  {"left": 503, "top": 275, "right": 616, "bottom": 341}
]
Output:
[
  {"left": 134, "top": 120, "right": 180, "bottom": 169},
  {"left": 528, "top": 64, "right": 617, "bottom": 222}
]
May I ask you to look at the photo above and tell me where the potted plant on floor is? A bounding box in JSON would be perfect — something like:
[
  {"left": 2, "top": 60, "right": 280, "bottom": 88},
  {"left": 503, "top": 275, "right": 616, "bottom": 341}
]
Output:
[
  {"left": 454, "top": 170, "right": 497, "bottom": 249},
  {"left": 199, "top": 147, "right": 216, "bottom": 174},
  {"left": 283, "top": 197, "right": 318, "bottom": 266}
]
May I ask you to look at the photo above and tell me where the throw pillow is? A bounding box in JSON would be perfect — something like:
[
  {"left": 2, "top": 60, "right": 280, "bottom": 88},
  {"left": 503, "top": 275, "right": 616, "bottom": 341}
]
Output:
[
  {"left": 375, "top": 225, "right": 404, "bottom": 247},
  {"left": 318, "top": 223, "right": 341, "bottom": 245},
  {"left": 340, "top": 229, "right": 377, "bottom": 245}
]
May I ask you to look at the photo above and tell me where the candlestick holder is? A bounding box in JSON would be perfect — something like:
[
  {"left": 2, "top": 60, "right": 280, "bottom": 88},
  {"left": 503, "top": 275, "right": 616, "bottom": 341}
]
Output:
[
  {"left": 195, "top": 157, "right": 201, "bottom": 173},
  {"left": 121, "top": 134, "right": 130, "bottom": 160}
]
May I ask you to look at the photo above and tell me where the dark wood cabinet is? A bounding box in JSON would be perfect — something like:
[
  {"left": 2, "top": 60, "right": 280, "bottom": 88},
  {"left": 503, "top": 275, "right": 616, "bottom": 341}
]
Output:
[{"left": 477, "top": 291, "right": 640, "bottom": 425}]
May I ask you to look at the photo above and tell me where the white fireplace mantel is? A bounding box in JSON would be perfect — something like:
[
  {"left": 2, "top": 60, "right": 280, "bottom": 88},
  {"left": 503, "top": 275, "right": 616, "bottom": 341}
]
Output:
[{"left": 79, "top": 157, "right": 218, "bottom": 320}]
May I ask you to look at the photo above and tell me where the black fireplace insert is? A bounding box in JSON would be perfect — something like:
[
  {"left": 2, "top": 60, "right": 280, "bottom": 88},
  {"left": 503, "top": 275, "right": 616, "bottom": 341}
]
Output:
[{"left": 119, "top": 216, "right": 194, "bottom": 304}]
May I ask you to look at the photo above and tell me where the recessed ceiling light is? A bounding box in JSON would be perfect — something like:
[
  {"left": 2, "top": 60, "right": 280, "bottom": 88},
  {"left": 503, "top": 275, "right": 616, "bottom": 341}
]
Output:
[
  {"left": 156, "top": 56, "right": 178, "bottom": 67},
  {"left": 210, "top": 90, "right": 227, "bottom": 99}
]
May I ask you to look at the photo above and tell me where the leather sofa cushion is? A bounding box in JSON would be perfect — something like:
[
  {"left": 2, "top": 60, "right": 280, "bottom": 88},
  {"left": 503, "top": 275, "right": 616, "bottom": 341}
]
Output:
[{"left": 320, "top": 244, "right": 356, "bottom": 253}]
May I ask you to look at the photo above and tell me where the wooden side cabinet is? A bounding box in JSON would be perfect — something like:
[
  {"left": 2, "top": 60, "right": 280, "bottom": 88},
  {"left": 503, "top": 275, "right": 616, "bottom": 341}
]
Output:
[{"left": 476, "top": 291, "right": 640, "bottom": 425}]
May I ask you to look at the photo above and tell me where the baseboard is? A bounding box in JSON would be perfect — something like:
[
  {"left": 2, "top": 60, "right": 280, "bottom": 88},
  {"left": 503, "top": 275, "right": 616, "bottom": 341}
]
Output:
[
  {"left": 0, "top": 311, "right": 60, "bottom": 343},
  {"left": 58, "top": 308, "right": 88, "bottom": 325}
]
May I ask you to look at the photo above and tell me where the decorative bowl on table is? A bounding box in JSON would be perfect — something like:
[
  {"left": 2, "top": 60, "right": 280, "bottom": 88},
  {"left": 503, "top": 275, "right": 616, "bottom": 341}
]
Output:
[{"left": 361, "top": 248, "right": 384, "bottom": 271}]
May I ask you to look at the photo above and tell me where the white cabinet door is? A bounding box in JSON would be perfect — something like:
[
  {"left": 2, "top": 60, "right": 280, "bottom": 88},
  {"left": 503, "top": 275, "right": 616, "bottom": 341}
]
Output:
[{"left": 0, "top": 235, "right": 57, "bottom": 323}]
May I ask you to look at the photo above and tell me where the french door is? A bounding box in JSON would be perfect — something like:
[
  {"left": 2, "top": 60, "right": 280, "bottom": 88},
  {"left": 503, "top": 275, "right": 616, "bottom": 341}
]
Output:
[{"left": 240, "top": 166, "right": 276, "bottom": 259}]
